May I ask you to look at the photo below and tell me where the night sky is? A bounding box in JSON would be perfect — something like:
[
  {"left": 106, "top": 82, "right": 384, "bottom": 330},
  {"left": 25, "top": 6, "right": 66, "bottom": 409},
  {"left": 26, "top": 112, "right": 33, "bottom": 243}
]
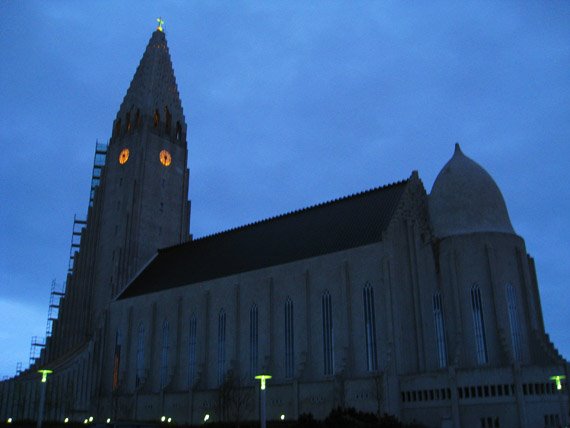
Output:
[{"left": 1, "top": 2, "right": 569, "bottom": 378}]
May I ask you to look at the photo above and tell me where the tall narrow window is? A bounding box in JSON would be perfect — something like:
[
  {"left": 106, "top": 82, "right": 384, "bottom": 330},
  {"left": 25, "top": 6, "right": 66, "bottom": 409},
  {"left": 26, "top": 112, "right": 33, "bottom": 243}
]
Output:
[
  {"left": 284, "top": 298, "right": 294, "bottom": 378},
  {"left": 322, "top": 290, "right": 334, "bottom": 376},
  {"left": 160, "top": 320, "right": 169, "bottom": 388},
  {"left": 188, "top": 315, "right": 197, "bottom": 389},
  {"left": 113, "top": 330, "right": 122, "bottom": 390},
  {"left": 218, "top": 309, "right": 226, "bottom": 385},
  {"left": 153, "top": 109, "right": 160, "bottom": 128},
  {"left": 506, "top": 283, "right": 522, "bottom": 362},
  {"left": 136, "top": 323, "right": 145, "bottom": 387},
  {"left": 363, "top": 283, "right": 378, "bottom": 372},
  {"left": 135, "top": 109, "right": 141, "bottom": 128},
  {"left": 125, "top": 112, "right": 131, "bottom": 132},
  {"left": 433, "top": 291, "right": 448, "bottom": 368},
  {"left": 249, "top": 304, "right": 258, "bottom": 378},
  {"left": 471, "top": 284, "right": 488, "bottom": 364},
  {"left": 164, "top": 106, "right": 172, "bottom": 134}
]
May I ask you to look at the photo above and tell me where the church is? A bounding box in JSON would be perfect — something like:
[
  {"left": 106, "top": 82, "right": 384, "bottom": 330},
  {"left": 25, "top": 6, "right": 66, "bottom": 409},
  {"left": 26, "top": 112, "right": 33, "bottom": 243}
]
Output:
[{"left": 1, "top": 27, "right": 568, "bottom": 428}]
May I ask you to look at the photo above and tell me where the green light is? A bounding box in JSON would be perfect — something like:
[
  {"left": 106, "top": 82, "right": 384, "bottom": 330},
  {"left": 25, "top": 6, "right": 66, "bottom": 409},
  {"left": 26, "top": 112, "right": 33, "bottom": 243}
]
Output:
[
  {"left": 255, "top": 374, "right": 272, "bottom": 390},
  {"left": 550, "top": 375, "right": 566, "bottom": 390},
  {"left": 38, "top": 369, "right": 53, "bottom": 383},
  {"left": 157, "top": 17, "right": 164, "bottom": 32}
]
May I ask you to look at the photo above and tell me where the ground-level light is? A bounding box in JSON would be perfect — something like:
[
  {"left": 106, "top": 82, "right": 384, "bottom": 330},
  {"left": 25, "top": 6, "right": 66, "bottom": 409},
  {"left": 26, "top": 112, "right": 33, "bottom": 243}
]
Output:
[
  {"left": 106, "top": 418, "right": 111, "bottom": 423},
  {"left": 280, "top": 414, "right": 285, "bottom": 420},
  {"left": 161, "top": 416, "right": 166, "bottom": 422},
  {"left": 88, "top": 416, "right": 94, "bottom": 422},
  {"left": 204, "top": 413, "right": 210, "bottom": 422},
  {"left": 254, "top": 374, "right": 272, "bottom": 390},
  {"left": 7, "top": 418, "right": 12, "bottom": 424},
  {"left": 64, "top": 417, "right": 69, "bottom": 423},
  {"left": 83, "top": 419, "right": 88, "bottom": 424},
  {"left": 167, "top": 417, "right": 172, "bottom": 423}
]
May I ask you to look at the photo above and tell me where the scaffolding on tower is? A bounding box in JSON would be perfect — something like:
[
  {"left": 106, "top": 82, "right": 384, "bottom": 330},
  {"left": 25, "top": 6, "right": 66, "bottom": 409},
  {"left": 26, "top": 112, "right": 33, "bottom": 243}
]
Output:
[
  {"left": 68, "top": 215, "right": 86, "bottom": 272},
  {"left": 46, "top": 279, "right": 65, "bottom": 338},
  {"left": 90, "top": 139, "right": 107, "bottom": 207}
]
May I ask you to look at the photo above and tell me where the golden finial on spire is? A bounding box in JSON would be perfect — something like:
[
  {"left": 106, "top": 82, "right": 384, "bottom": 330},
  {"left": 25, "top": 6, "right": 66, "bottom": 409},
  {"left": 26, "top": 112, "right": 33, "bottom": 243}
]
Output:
[{"left": 157, "top": 17, "right": 165, "bottom": 32}]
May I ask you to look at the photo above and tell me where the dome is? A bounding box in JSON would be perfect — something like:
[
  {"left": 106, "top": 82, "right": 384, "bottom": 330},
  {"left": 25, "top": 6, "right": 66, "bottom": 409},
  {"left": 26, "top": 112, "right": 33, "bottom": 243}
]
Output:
[{"left": 428, "top": 144, "right": 515, "bottom": 238}]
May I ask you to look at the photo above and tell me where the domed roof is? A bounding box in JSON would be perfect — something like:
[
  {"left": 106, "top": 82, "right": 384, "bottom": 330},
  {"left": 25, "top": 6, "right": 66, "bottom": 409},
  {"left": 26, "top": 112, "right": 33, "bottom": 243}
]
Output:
[{"left": 428, "top": 144, "right": 515, "bottom": 238}]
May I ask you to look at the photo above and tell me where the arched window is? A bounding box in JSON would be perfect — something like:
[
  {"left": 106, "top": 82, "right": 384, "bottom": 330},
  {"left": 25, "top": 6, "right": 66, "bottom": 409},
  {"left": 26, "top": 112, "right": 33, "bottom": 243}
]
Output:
[
  {"left": 249, "top": 304, "right": 259, "bottom": 378},
  {"left": 153, "top": 109, "right": 160, "bottom": 128},
  {"left": 322, "top": 290, "right": 334, "bottom": 376},
  {"left": 113, "top": 330, "right": 122, "bottom": 390},
  {"left": 217, "top": 309, "right": 226, "bottom": 385},
  {"left": 125, "top": 112, "right": 131, "bottom": 132},
  {"left": 135, "top": 109, "right": 141, "bottom": 128},
  {"left": 471, "top": 284, "right": 488, "bottom": 364},
  {"left": 135, "top": 323, "right": 145, "bottom": 387},
  {"left": 284, "top": 297, "right": 294, "bottom": 378},
  {"left": 114, "top": 119, "right": 121, "bottom": 137},
  {"left": 363, "top": 283, "right": 378, "bottom": 372},
  {"left": 433, "top": 291, "right": 447, "bottom": 368},
  {"left": 506, "top": 283, "right": 522, "bottom": 362},
  {"left": 188, "top": 315, "right": 197, "bottom": 389},
  {"left": 160, "top": 319, "right": 169, "bottom": 388}
]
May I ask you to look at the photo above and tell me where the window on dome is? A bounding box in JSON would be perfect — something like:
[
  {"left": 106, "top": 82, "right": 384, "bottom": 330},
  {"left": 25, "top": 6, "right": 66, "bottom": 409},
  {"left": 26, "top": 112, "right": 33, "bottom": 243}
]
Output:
[
  {"left": 433, "top": 291, "right": 447, "bottom": 368},
  {"left": 471, "top": 284, "right": 488, "bottom": 365}
]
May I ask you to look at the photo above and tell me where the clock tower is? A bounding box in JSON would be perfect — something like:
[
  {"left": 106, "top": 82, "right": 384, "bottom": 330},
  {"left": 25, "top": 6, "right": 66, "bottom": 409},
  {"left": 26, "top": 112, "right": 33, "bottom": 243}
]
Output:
[{"left": 92, "top": 28, "right": 191, "bottom": 318}]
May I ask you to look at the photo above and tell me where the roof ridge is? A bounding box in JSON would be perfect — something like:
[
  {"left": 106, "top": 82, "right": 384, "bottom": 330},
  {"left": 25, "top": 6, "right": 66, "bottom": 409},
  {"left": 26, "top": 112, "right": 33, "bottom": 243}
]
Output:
[{"left": 161, "top": 176, "right": 410, "bottom": 252}]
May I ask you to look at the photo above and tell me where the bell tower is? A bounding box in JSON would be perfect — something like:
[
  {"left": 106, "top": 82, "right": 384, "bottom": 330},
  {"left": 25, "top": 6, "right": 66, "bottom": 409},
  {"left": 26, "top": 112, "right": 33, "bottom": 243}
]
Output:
[{"left": 91, "top": 28, "right": 191, "bottom": 321}]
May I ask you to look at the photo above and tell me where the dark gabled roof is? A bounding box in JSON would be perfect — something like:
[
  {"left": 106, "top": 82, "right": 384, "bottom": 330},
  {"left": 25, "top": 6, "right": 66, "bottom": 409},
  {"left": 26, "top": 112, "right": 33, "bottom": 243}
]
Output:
[{"left": 118, "top": 177, "right": 409, "bottom": 299}]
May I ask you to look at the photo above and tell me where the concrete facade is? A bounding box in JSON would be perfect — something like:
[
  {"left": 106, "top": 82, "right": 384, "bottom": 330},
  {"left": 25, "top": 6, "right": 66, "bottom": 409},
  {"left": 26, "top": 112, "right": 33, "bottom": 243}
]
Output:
[{"left": 1, "top": 29, "right": 568, "bottom": 428}]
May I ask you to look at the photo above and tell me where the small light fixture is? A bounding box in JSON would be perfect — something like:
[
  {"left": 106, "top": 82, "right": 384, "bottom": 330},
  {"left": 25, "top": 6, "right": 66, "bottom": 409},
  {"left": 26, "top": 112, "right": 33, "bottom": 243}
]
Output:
[
  {"left": 88, "top": 416, "right": 94, "bottom": 423},
  {"left": 106, "top": 418, "right": 111, "bottom": 423},
  {"left": 167, "top": 417, "right": 172, "bottom": 423},
  {"left": 280, "top": 414, "right": 285, "bottom": 420},
  {"left": 203, "top": 413, "right": 210, "bottom": 422},
  {"left": 38, "top": 369, "right": 53, "bottom": 383},
  {"left": 161, "top": 416, "right": 166, "bottom": 422},
  {"left": 550, "top": 375, "right": 566, "bottom": 390},
  {"left": 7, "top": 418, "right": 13, "bottom": 424},
  {"left": 83, "top": 419, "right": 88, "bottom": 424},
  {"left": 254, "top": 374, "right": 272, "bottom": 390},
  {"left": 64, "top": 417, "right": 69, "bottom": 423}
]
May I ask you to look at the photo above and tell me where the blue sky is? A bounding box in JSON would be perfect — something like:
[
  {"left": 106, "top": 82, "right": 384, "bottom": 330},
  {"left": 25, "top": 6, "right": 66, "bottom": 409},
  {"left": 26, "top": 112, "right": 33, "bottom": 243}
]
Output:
[{"left": 0, "top": 2, "right": 569, "bottom": 378}]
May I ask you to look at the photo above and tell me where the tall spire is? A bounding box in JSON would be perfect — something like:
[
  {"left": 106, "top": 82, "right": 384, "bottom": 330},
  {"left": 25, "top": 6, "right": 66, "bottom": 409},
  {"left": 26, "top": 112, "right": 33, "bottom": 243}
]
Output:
[{"left": 112, "top": 29, "right": 186, "bottom": 145}]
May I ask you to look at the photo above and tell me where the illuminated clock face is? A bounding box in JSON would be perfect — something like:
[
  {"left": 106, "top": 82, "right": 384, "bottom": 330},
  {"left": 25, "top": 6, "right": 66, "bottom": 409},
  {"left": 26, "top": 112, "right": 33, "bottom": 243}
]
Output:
[
  {"left": 160, "top": 150, "right": 172, "bottom": 167},
  {"left": 119, "top": 148, "right": 130, "bottom": 165}
]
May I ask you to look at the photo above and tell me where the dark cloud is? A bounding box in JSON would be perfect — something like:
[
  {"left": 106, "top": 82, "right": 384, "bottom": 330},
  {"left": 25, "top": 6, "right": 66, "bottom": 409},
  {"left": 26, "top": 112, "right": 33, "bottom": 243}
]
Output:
[{"left": 1, "top": 2, "right": 569, "bottom": 377}]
